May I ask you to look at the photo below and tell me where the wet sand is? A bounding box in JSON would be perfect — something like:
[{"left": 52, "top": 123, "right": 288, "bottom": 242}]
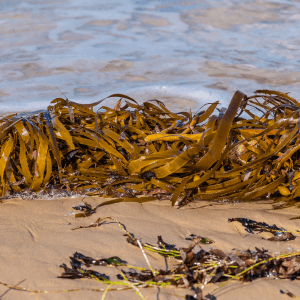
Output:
[{"left": 1, "top": 197, "right": 300, "bottom": 299}]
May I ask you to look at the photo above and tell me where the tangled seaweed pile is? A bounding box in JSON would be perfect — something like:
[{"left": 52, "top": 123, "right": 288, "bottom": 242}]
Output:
[
  {"left": 59, "top": 217, "right": 300, "bottom": 300},
  {"left": 59, "top": 247, "right": 300, "bottom": 299},
  {"left": 2, "top": 215, "right": 299, "bottom": 299},
  {"left": 1, "top": 89, "right": 300, "bottom": 206}
]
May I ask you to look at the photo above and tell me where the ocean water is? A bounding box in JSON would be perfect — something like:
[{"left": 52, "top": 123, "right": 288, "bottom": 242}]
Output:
[{"left": 0, "top": 0, "right": 300, "bottom": 114}]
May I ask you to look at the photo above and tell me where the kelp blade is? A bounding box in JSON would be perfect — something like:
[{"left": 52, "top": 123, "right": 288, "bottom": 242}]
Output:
[{"left": 1, "top": 90, "right": 300, "bottom": 207}]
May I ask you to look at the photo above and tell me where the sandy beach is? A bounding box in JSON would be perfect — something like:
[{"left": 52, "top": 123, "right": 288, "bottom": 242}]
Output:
[
  {"left": 1, "top": 1, "right": 300, "bottom": 299},
  {"left": 1, "top": 197, "right": 300, "bottom": 299}
]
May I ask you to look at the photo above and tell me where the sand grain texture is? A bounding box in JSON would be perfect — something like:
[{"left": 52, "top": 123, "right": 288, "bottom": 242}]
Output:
[{"left": 1, "top": 198, "right": 300, "bottom": 299}]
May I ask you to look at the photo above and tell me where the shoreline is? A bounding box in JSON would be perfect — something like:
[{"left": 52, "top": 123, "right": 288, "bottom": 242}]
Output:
[{"left": 2, "top": 92, "right": 300, "bottom": 299}]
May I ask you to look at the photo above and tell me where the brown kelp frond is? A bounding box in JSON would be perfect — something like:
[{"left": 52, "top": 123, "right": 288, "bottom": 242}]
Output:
[{"left": 2, "top": 90, "right": 300, "bottom": 206}]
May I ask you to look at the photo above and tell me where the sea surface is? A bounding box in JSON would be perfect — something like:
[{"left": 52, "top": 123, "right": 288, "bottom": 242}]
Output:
[{"left": 0, "top": 0, "right": 300, "bottom": 114}]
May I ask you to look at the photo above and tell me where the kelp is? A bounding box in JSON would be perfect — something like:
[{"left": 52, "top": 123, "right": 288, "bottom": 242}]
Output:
[
  {"left": 72, "top": 201, "right": 96, "bottom": 218},
  {"left": 228, "top": 218, "right": 297, "bottom": 241},
  {"left": 1, "top": 217, "right": 300, "bottom": 299},
  {"left": 2, "top": 89, "right": 300, "bottom": 206},
  {"left": 58, "top": 217, "right": 300, "bottom": 300},
  {"left": 73, "top": 216, "right": 182, "bottom": 258}
]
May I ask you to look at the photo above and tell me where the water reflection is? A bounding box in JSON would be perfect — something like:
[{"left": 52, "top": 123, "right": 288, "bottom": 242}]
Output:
[{"left": 0, "top": 0, "right": 299, "bottom": 114}]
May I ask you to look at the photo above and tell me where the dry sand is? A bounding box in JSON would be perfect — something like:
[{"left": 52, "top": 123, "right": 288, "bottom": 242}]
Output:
[{"left": 1, "top": 197, "right": 300, "bottom": 299}]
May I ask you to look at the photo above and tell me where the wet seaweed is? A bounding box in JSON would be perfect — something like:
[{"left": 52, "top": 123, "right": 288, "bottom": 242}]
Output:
[
  {"left": 72, "top": 201, "right": 96, "bottom": 218},
  {"left": 2, "top": 89, "right": 300, "bottom": 207},
  {"left": 228, "top": 218, "right": 297, "bottom": 241}
]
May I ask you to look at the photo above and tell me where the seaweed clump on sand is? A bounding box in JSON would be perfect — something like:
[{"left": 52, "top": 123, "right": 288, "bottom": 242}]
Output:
[
  {"left": 57, "top": 217, "right": 300, "bottom": 299},
  {"left": 1, "top": 89, "right": 300, "bottom": 206},
  {"left": 58, "top": 242, "right": 300, "bottom": 299},
  {"left": 228, "top": 218, "right": 297, "bottom": 241},
  {"left": 1, "top": 216, "right": 300, "bottom": 298}
]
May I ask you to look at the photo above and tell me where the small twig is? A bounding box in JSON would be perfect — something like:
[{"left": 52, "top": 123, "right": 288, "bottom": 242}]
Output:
[{"left": 137, "top": 239, "right": 158, "bottom": 276}]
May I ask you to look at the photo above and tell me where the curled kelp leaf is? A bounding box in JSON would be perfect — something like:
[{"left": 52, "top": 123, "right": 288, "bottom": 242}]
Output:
[
  {"left": 2, "top": 90, "right": 300, "bottom": 207},
  {"left": 228, "top": 218, "right": 297, "bottom": 241}
]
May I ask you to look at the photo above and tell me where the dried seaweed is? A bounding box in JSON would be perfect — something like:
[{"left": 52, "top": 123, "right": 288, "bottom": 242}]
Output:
[
  {"left": 1, "top": 216, "right": 300, "bottom": 299},
  {"left": 228, "top": 218, "right": 297, "bottom": 241},
  {"left": 73, "top": 216, "right": 182, "bottom": 258},
  {"left": 281, "top": 290, "right": 300, "bottom": 299},
  {"left": 2, "top": 89, "right": 300, "bottom": 207},
  {"left": 186, "top": 234, "right": 214, "bottom": 245},
  {"left": 1, "top": 247, "right": 300, "bottom": 299},
  {"left": 59, "top": 217, "right": 300, "bottom": 299},
  {"left": 59, "top": 263, "right": 109, "bottom": 281}
]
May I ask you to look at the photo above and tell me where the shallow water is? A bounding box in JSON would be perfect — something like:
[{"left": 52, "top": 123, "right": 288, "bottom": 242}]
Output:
[{"left": 0, "top": 0, "right": 300, "bottom": 114}]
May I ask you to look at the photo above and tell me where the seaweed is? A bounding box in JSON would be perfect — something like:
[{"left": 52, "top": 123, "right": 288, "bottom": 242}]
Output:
[
  {"left": 1, "top": 247, "right": 300, "bottom": 299},
  {"left": 281, "top": 290, "right": 300, "bottom": 299},
  {"left": 59, "top": 263, "right": 110, "bottom": 281},
  {"left": 73, "top": 216, "right": 182, "bottom": 258},
  {"left": 72, "top": 201, "right": 96, "bottom": 218},
  {"left": 228, "top": 218, "right": 297, "bottom": 241},
  {"left": 58, "top": 217, "right": 300, "bottom": 299},
  {"left": 1, "top": 216, "right": 300, "bottom": 299},
  {"left": 185, "top": 234, "right": 214, "bottom": 245},
  {"left": 2, "top": 89, "right": 300, "bottom": 207}
]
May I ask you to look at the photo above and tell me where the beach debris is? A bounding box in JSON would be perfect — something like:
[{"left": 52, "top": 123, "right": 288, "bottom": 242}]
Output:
[
  {"left": 2, "top": 89, "right": 300, "bottom": 207},
  {"left": 71, "top": 217, "right": 103, "bottom": 230},
  {"left": 186, "top": 288, "right": 203, "bottom": 300},
  {"left": 59, "top": 263, "right": 109, "bottom": 280},
  {"left": 58, "top": 218, "right": 300, "bottom": 300},
  {"left": 185, "top": 234, "right": 214, "bottom": 244},
  {"left": 73, "top": 216, "right": 182, "bottom": 258},
  {"left": 1, "top": 217, "right": 300, "bottom": 299},
  {"left": 1, "top": 247, "right": 300, "bottom": 300},
  {"left": 281, "top": 290, "right": 300, "bottom": 299},
  {"left": 228, "top": 218, "right": 297, "bottom": 241},
  {"left": 72, "top": 201, "right": 96, "bottom": 218},
  {"left": 69, "top": 252, "right": 127, "bottom": 268}
]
